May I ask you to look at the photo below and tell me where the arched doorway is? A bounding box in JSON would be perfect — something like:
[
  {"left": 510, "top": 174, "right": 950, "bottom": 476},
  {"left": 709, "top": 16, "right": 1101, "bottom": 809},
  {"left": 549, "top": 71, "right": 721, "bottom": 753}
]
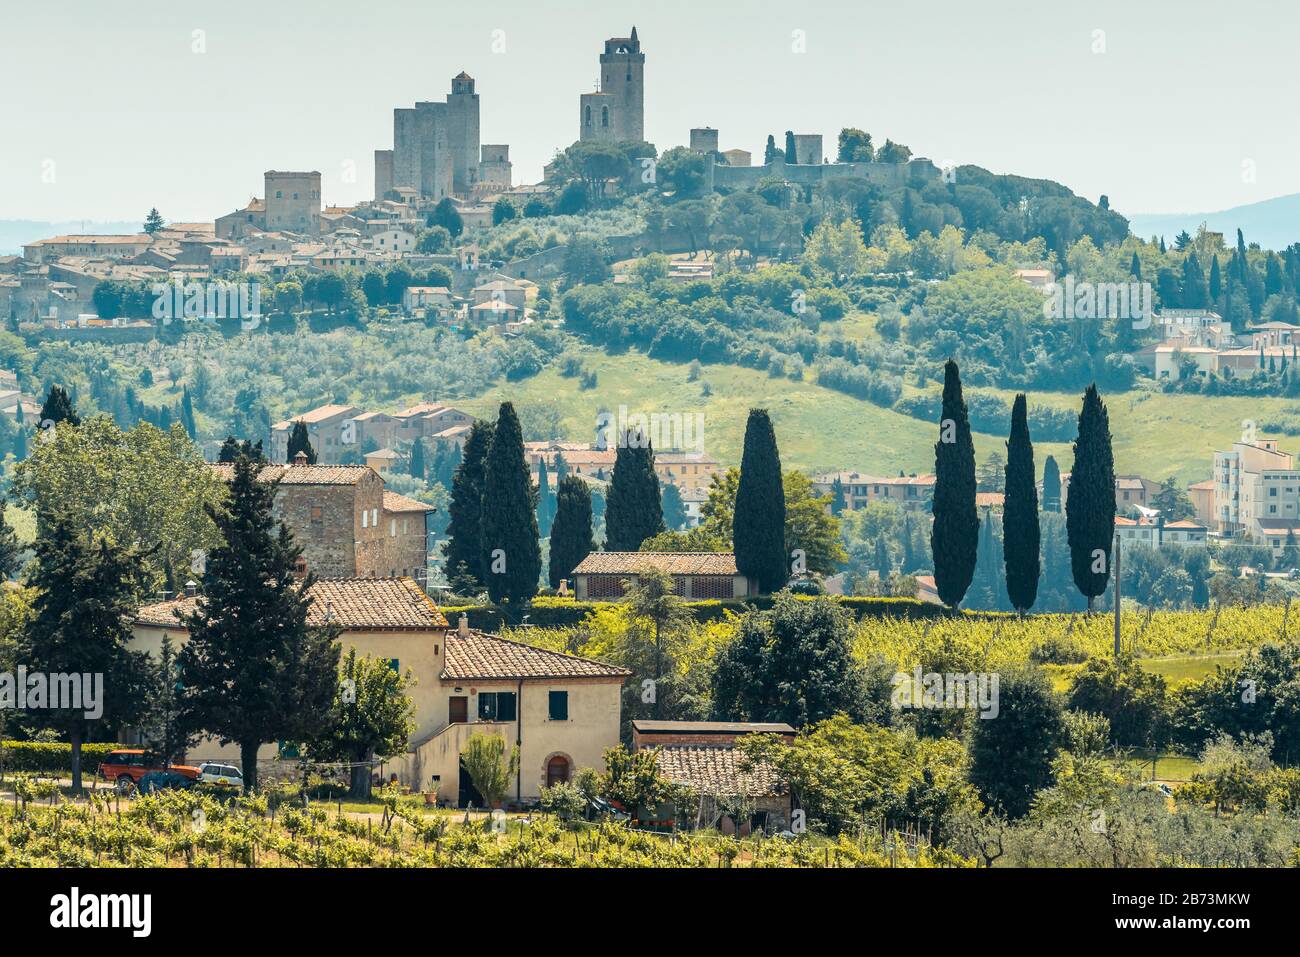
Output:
[{"left": 546, "top": 755, "right": 570, "bottom": 788}]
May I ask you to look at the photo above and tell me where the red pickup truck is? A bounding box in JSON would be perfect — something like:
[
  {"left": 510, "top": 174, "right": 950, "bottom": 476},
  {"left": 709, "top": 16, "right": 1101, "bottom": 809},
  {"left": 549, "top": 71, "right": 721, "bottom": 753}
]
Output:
[{"left": 98, "top": 749, "right": 201, "bottom": 792}]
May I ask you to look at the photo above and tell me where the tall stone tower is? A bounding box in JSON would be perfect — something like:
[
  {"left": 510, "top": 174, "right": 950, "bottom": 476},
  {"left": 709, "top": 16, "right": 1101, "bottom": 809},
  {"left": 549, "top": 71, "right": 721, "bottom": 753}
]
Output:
[
  {"left": 579, "top": 26, "right": 644, "bottom": 143},
  {"left": 446, "top": 72, "right": 481, "bottom": 196}
]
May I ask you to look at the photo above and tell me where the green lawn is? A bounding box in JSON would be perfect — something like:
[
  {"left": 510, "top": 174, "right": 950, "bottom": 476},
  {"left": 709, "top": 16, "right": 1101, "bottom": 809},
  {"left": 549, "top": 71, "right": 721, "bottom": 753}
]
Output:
[
  {"left": 458, "top": 344, "right": 1296, "bottom": 481},
  {"left": 1045, "top": 650, "right": 1240, "bottom": 695}
]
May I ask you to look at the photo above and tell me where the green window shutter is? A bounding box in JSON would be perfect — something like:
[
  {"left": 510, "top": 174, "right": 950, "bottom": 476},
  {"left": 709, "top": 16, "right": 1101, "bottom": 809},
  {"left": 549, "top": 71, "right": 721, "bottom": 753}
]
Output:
[
  {"left": 497, "top": 692, "right": 517, "bottom": 722},
  {"left": 548, "top": 691, "right": 568, "bottom": 721}
]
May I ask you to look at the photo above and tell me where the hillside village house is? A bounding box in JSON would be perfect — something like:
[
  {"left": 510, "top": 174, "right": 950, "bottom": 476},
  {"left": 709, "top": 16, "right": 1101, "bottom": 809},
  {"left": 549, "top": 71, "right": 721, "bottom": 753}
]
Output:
[
  {"left": 571, "top": 552, "right": 757, "bottom": 600},
  {"left": 1114, "top": 515, "right": 1208, "bottom": 549},
  {"left": 524, "top": 441, "right": 722, "bottom": 493},
  {"left": 1214, "top": 437, "right": 1300, "bottom": 557},
  {"left": 270, "top": 401, "right": 475, "bottom": 465},
  {"left": 130, "top": 579, "right": 628, "bottom": 803},
  {"left": 811, "top": 471, "right": 935, "bottom": 510},
  {"left": 210, "top": 461, "right": 433, "bottom": 580}
]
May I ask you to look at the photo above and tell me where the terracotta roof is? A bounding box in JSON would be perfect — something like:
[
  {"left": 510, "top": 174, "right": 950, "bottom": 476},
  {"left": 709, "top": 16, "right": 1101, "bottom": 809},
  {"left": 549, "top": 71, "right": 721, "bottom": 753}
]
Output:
[
  {"left": 208, "top": 463, "right": 374, "bottom": 486},
  {"left": 383, "top": 490, "right": 435, "bottom": 513},
  {"left": 653, "top": 746, "right": 784, "bottom": 797},
  {"left": 1164, "top": 520, "right": 1206, "bottom": 529},
  {"left": 271, "top": 403, "right": 357, "bottom": 428},
  {"left": 134, "top": 577, "right": 447, "bottom": 630},
  {"left": 632, "top": 720, "right": 795, "bottom": 735},
  {"left": 441, "top": 630, "right": 630, "bottom": 680},
  {"left": 572, "top": 552, "right": 738, "bottom": 576}
]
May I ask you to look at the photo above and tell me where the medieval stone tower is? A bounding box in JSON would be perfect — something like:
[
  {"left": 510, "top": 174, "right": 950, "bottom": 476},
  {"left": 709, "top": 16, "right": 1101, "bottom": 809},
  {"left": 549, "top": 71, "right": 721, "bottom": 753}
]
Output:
[
  {"left": 579, "top": 26, "right": 644, "bottom": 143},
  {"left": 446, "top": 72, "right": 481, "bottom": 196}
]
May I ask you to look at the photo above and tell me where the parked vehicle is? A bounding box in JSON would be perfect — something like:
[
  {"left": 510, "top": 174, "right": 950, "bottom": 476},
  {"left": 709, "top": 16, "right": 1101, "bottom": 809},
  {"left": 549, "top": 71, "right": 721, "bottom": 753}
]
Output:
[
  {"left": 97, "top": 750, "right": 201, "bottom": 793},
  {"left": 137, "top": 770, "right": 197, "bottom": 794},
  {"left": 197, "top": 763, "right": 244, "bottom": 790}
]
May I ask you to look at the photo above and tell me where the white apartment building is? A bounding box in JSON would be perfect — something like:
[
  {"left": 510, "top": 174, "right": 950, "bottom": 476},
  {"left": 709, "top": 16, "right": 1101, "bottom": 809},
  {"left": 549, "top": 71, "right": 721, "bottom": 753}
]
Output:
[{"left": 1213, "top": 438, "right": 1300, "bottom": 555}]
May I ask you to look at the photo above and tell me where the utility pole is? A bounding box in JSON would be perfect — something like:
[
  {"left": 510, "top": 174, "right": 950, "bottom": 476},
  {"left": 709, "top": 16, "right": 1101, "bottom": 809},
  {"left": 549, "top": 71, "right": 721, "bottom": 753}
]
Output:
[{"left": 1113, "top": 530, "right": 1122, "bottom": 657}]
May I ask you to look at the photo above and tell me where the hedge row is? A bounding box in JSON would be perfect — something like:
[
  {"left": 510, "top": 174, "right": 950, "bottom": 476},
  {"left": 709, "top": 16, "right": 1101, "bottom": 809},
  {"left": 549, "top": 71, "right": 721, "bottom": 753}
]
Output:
[
  {"left": 440, "top": 594, "right": 984, "bottom": 630},
  {"left": 0, "top": 741, "right": 119, "bottom": 774}
]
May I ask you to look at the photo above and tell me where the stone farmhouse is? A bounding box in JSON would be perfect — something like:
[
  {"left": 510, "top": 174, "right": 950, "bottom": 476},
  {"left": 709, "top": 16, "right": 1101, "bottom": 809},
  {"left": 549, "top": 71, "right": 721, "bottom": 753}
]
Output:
[
  {"left": 130, "top": 578, "right": 628, "bottom": 803},
  {"left": 571, "top": 551, "right": 757, "bottom": 600},
  {"left": 209, "top": 461, "right": 433, "bottom": 581},
  {"left": 269, "top": 401, "right": 475, "bottom": 466}
]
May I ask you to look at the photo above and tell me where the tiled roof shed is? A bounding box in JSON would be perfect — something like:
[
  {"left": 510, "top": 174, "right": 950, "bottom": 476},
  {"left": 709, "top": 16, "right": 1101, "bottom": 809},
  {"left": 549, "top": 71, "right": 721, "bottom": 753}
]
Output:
[{"left": 572, "top": 551, "right": 738, "bottom": 576}]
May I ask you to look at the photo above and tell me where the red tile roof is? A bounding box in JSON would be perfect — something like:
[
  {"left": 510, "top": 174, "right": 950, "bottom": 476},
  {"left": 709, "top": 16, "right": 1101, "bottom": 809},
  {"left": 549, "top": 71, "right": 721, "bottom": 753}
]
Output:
[
  {"left": 441, "top": 630, "right": 630, "bottom": 680},
  {"left": 208, "top": 463, "right": 375, "bottom": 486},
  {"left": 134, "top": 577, "right": 447, "bottom": 630},
  {"left": 572, "top": 551, "right": 738, "bottom": 576},
  {"left": 653, "top": 746, "right": 784, "bottom": 797},
  {"left": 383, "top": 490, "right": 435, "bottom": 513}
]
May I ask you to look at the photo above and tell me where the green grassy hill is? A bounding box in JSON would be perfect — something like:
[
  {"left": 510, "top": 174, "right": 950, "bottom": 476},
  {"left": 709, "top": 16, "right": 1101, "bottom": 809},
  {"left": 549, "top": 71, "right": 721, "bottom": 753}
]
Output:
[{"left": 458, "top": 345, "right": 1287, "bottom": 482}]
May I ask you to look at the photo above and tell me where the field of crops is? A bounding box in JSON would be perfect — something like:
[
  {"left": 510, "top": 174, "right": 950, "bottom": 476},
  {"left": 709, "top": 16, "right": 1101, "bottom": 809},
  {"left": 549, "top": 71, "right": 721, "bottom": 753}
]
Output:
[
  {"left": 0, "top": 787, "right": 967, "bottom": 868},
  {"left": 852, "top": 604, "right": 1298, "bottom": 672}
]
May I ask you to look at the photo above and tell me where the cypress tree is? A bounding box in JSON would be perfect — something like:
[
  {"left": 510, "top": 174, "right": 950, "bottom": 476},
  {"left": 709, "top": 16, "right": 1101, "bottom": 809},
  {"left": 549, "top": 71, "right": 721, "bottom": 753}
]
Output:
[
  {"left": 479, "top": 402, "right": 541, "bottom": 605},
  {"left": 784, "top": 131, "right": 797, "bottom": 164},
  {"left": 39, "top": 385, "right": 79, "bottom": 427},
  {"left": 549, "top": 475, "right": 595, "bottom": 589},
  {"left": 764, "top": 134, "right": 779, "bottom": 165},
  {"left": 605, "top": 430, "right": 664, "bottom": 551},
  {"left": 536, "top": 457, "right": 554, "bottom": 536},
  {"left": 1066, "top": 384, "right": 1116, "bottom": 611},
  {"left": 1209, "top": 255, "right": 1222, "bottom": 301},
  {"left": 931, "top": 359, "right": 978, "bottom": 608},
  {"left": 286, "top": 420, "right": 316, "bottom": 464},
  {"left": 661, "top": 482, "right": 687, "bottom": 531},
  {"left": 733, "top": 408, "right": 788, "bottom": 593},
  {"left": 901, "top": 514, "right": 917, "bottom": 573},
  {"left": 444, "top": 419, "right": 494, "bottom": 587},
  {"left": 830, "top": 478, "right": 846, "bottom": 515},
  {"left": 1129, "top": 251, "right": 1142, "bottom": 280},
  {"left": 0, "top": 503, "right": 21, "bottom": 580},
  {"left": 180, "top": 387, "right": 197, "bottom": 439},
  {"left": 1003, "top": 394, "right": 1040, "bottom": 614},
  {"left": 177, "top": 451, "right": 340, "bottom": 791},
  {"left": 874, "top": 537, "right": 892, "bottom": 579},
  {"left": 1042, "top": 455, "right": 1062, "bottom": 513},
  {"left": 409, "top": 437, "right": 426, "bottom": 480}
]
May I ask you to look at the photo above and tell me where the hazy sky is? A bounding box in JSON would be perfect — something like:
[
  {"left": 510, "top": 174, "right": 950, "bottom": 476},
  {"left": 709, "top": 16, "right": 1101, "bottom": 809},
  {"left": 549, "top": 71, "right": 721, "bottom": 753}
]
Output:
[{"left": 3, "top": 0, "right": 1298, "bottom": 224}]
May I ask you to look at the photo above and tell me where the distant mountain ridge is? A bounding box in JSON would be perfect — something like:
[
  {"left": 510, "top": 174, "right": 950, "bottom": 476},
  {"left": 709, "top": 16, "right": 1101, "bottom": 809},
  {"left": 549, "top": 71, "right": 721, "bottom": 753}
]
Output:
[
  {"left": 1127, "top": 193, "right": 1300, "bottom": 252},
  {"left": 0, "top": 220, "right": 142, "bottom": 255}
]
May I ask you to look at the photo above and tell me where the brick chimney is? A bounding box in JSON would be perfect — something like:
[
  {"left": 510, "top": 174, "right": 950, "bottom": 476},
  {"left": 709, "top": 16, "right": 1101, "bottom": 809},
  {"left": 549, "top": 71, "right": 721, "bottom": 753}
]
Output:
[
  {"left": 292, "top": 451, "right": 309, "bottom": 466},
  {"left": 184, "top": 579, "right": 198, "bottom": 598},
  {"left": 458, "top": 614, "right": 470, "bottom": 637}
]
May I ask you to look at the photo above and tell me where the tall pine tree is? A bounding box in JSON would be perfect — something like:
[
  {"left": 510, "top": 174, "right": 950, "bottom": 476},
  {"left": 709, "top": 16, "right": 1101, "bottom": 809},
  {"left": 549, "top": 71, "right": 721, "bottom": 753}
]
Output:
[
  {"left": 605, "top": 430, "right": 664, "bottom": 551},
  {"left": 1066, "top": 384, "right": 1116, "bottom": 611},
  {"left": 1003, "top": 394, "right": 1040, "bottom": 614},
  {"left": 549, "top": 475, "right": 595, "bottom": 589},
  {"left": 479, "top": 402, "right": 541, "bottom": 605},
  {"left": 536, "top": 457, "right": 554, "bottom": 537},
  {"left": 39, "top": 385, "right": 80, "bottom": 427},
  {"left": 444, "top": 419, "right": 493, "bottom": 588},
  {"left": 178, "top": 452, "right": 340, "bottom": 790},
  {"left": 931, "top": 359, "right": 978, "bottom": 608},
  {"left": 733, "top": 409, "right": 788, "bottom": 593}
]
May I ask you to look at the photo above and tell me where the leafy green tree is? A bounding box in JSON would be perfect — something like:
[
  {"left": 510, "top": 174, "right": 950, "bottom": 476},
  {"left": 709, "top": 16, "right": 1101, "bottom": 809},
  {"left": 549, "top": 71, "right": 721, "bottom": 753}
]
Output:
[
  {"left": 711, "top": 594, "right": 875, "bottom": 727},
  {"left": 549, "top": 475, "right": 594, "bottom": 589},
  {"left": 444, "top": 420, "right": 493, "bottom": 589},
  {"left": 1004, "top": 394, "right": 1040, "bottom": 614},
  {"left": 429, "top": 198, "right": 463, "bottom": 237},
  {"left": 782, "top": 471, "right": 844, "bottom": 576},
  {"left": 492, "top": 198, "right": 517, "bottom": 226},
  {"left": 12, "top": 416, "right": 224, "bottom": 589},
  {"left": 1067, "top": 655, "right": 1170, "bottom": 750},
  {"left": 38, "top": 385, "right": 79, "bottom": 427},
  {"left": 734, "top": 409, "right": 787, "bottom": 593},
  {"left": 307, "top": 649, "right": 416, "bottom": 799},
  {"left": 1150, "top": 476, "right": 1194, "bottom": 521},
  {"left": 1066, "top": 385, "right": 1115, "bottom": 610},
  {"left": 461, "top": 732, "right": 519, "bottom": 808},
  {"left": 931, "top": 360, "right": 978, "bottom": 608},
  {"left": 601, "top": 744, "right": 671, "bottom": 813},
  {"left": 286, "top": 420, "right": 316, "bottom": 464},
  {"left": 23, "top": 517, "right": 151, "bottom": 790},
  {"left": 966, "top": 667, "right": 1065, "bottom": 819},
  {"left": 624, "top": 567, "right": 691, "bottom": 721},
  {"left": 178, "top": 452, "right": 340, "bottom": 791},
  {"left": 479, "top": 402, "right": 540, "bottom": 606},
  {"left": 605, "top": 431, "right": 664, "bottom": 551},
  {"left": 837, "top": 128, "right": 874, "bottom": 162}
]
